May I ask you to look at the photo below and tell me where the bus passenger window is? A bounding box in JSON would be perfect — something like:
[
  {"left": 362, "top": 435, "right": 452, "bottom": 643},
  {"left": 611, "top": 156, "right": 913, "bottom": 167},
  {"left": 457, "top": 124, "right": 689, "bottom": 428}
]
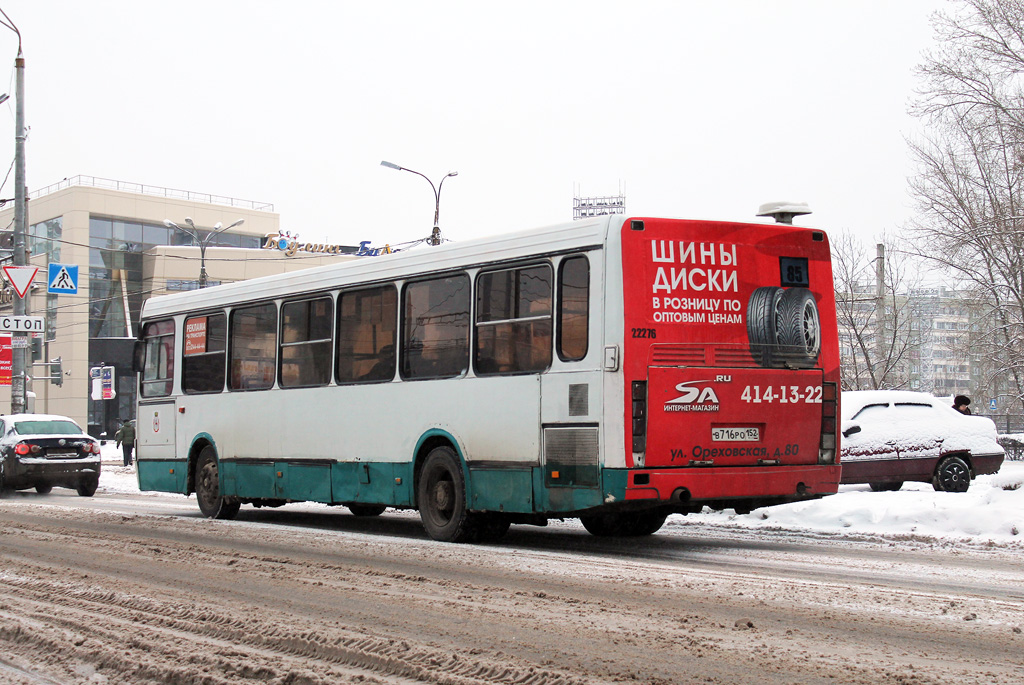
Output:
[
  {"left": 557, "top": 256, "right": 589, "bottom": 362},
  {"left": 183, "top": 313, "right": 226, "bottom": 394},
  {"left": 228, "top": 303, "right": 278, "bottom": 391},
  {"left": 336, "top": 286, "right": 397, "bottom": 384},
  {"left": 402, "top": 275, "right": 470, "bottom": 380},
  {"left": 140, "top": 320, "right": 175, "bottom": 397},
  {"left": 475, "top": 265, "right": 552, "bottom": 375},
  {"left": 280, "top": 297, "right": 333, "bottom": 388}
]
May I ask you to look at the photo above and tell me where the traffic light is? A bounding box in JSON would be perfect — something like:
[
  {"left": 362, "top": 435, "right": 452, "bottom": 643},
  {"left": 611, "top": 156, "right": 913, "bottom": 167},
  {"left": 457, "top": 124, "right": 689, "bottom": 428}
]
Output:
[{"left": 49, "top": 357, "right": 62, "bottom": 387}]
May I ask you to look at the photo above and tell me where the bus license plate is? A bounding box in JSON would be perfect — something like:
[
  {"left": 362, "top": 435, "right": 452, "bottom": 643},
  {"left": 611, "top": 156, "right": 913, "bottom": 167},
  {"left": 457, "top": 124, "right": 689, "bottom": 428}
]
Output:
[{"left": 711, "top": 427, "right": 760, "bottom": 442}]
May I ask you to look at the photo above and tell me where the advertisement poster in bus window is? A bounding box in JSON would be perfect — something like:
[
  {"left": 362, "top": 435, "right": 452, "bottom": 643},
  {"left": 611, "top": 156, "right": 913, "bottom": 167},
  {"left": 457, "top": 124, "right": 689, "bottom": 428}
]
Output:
[{"left": 184, "top": 317, "right": 207, "bottom": 356}]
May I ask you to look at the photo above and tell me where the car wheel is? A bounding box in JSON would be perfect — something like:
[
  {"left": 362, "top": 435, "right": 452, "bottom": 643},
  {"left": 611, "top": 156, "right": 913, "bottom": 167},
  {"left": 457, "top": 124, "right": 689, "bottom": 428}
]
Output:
[
  {"left": 195, "top": 446, "right": 241, "bottom": 519},
  {"left": 869, "top": 482, "right": 903, "bottom": 492},
  {"left": 35, "top": 483, "right": 53, "bottom": 494},
  {"left": 76, "top": 476, "right": 98, "bottom": 497},
  {"left": 417, "top": 446, "right": 477, "bottom": 542},
  {"left": 775, "top": 288, "right": 821, "bottom": 367},
  {"left": 932, "top": 455, "right": 971, "bottom": 493},
  {"left": 747, "top": 286, "right": 784, "bottom": 367},
  {"left": 348, "top": 504, "right": 387, "bottom": 517}
]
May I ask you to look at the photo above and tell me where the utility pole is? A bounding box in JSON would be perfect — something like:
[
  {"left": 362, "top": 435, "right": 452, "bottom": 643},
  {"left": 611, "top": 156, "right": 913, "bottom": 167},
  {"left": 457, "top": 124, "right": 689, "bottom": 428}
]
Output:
[
  {"left": 874, "top": 243, "right": 886, "bottom": 388},
  {"left": 10, "top": 48, "right": 27, "bottom": 413}
]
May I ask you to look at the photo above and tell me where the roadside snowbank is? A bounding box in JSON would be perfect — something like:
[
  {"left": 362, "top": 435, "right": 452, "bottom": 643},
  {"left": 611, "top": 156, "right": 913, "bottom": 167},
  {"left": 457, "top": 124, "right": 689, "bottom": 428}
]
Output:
[{"left": 98, "top": 444, "right": 1024, "bottom": 546}]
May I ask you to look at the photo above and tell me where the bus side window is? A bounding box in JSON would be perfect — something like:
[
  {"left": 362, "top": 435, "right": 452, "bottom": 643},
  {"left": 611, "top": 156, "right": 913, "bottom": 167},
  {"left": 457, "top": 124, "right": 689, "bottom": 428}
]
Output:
[
  {"left": 475, "top": 264, "right": 552, "bottom": 375},
  {"left": 557, "top": 256, "right": 589, "bottom": 362},
  {"left": 336, "top": 285, "right": 397, "bottom": 384},
  {"left": 280, "top": 296, "right": 333, "bottom": 388},
  {"left": 140, "top": 320, "right": 175, "bottom": 397},
  {"left": 402, "top": 275, "right": 470, "bottom": 380},
  {"left": 228, "top": 303, "right": 278, "bottom": 391},
  {"left": 182, "top": 313, "right": 226, "bottom": 394}
]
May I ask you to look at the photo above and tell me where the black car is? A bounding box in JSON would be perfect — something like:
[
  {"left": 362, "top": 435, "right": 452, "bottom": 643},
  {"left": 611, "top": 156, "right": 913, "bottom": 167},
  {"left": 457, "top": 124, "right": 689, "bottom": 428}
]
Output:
[{"left": 0, "top": 414, "right": 102, "bottom": 496}]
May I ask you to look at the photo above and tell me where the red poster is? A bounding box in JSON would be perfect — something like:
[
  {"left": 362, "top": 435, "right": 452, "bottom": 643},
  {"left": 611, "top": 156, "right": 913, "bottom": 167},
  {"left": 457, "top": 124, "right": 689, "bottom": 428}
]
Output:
[
  {"left": 0, "top": 334, "right": 10, "bottom": 386},
  {"left": 184, "top": 317, "right": 207, "bottom": 356}
]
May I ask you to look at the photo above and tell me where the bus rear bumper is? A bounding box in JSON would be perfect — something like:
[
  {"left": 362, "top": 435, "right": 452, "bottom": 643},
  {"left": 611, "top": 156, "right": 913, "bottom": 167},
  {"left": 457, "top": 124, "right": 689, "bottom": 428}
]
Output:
[{"left": 621, "top": 464, "right": 841, "bottom": 508}]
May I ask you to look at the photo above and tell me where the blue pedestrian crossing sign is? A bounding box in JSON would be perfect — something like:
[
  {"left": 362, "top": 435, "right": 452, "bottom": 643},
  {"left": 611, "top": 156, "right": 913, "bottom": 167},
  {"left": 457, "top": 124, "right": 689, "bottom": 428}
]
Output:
[{"left": 47, "top": 263, "right": 79, "bottom": 294}]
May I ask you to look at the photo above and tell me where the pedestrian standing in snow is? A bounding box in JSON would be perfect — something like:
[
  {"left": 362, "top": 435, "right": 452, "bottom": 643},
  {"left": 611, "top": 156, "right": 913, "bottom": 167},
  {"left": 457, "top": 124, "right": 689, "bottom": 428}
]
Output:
[
  {"left": 953, "top": 395, "right": 972, "bottom": 415},
  {"left": 114, "top": 419, "right": 136, "bottom": 466}
]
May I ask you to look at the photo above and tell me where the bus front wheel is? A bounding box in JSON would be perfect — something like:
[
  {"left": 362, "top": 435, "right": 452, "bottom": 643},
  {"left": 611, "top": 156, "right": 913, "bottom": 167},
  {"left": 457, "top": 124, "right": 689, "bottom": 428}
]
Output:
[
  {"left": 195, "top": 447, "right": 240, "bottom": 520},
  {"left": 418, "top": 446, "right": 476, "bottom": 543}
]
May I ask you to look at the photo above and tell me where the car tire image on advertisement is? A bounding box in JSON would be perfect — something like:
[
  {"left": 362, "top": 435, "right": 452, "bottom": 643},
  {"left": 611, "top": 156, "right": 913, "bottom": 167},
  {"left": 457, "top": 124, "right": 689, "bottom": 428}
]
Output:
[
  {"left": 746, "top": 286, "right": 784, "bottom": 368},
  {"left": 775, "top": 287, "right": 821, "bottom": 368}
]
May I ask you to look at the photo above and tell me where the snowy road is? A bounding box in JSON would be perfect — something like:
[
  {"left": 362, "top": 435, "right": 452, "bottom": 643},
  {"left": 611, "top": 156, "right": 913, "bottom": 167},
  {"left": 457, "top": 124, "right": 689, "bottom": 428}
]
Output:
[{"left": 1, "top": 477, "right": 1022, "bottom": 684}]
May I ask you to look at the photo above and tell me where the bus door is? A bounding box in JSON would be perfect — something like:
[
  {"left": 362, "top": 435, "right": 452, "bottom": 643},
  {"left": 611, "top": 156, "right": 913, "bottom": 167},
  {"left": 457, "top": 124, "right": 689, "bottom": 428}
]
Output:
[{"left": 643, "top": 366, "right": 823, "bottom": 469}]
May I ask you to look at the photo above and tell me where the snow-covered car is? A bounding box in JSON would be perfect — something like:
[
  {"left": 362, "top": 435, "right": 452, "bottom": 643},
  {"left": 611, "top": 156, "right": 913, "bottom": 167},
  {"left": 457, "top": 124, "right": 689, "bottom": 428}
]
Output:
[
  {"left": 840, "top": 391, "right": 1004, "bottom": 493},
  {"left": 0, "top": 414, "right": 102, "bottom": 496}
]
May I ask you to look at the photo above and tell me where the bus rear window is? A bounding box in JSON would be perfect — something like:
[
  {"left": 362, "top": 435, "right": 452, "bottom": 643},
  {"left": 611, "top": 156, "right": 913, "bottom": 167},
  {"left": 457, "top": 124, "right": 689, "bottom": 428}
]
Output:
[{"left": 558, "top": 256, "right": 589, "bottom": 361}]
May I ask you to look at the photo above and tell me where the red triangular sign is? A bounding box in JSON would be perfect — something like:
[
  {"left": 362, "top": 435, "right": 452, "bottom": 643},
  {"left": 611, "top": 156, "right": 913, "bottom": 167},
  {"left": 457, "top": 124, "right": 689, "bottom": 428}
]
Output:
[{"left": 2, "top": 265, "right": 39, "bottom": 298}]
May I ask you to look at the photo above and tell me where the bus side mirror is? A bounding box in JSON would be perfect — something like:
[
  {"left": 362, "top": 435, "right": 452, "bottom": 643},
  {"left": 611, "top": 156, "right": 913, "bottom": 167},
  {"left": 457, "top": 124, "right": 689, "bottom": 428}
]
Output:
[{"left": 132, "top": 340, "right": 145, "bottom": 374}]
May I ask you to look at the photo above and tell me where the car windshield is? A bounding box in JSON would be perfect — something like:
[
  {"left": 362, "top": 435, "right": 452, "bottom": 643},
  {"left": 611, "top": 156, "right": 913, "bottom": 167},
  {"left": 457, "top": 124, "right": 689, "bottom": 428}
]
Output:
[{"left": 13, "top": 420, "right": 82, "bottom": 435}]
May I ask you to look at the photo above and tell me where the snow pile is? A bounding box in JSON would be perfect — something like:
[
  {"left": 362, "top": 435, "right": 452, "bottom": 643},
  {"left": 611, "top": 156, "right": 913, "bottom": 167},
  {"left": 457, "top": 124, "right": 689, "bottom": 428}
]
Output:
[{"left": 678, "top": 462, "right": 1024, "bottom": 544}]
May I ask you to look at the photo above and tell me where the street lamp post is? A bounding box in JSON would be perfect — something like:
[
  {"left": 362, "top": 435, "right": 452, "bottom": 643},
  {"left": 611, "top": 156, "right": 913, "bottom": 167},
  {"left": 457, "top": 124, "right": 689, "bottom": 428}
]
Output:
[
  {"left": 380, "top": 161, "right": 457, "bottom": 246},
  {"left": 163, "top": 217, "right": 245, "bottom": 288},
  {"left": 3, "top": 11, "right": 29, "bottom": 414}
]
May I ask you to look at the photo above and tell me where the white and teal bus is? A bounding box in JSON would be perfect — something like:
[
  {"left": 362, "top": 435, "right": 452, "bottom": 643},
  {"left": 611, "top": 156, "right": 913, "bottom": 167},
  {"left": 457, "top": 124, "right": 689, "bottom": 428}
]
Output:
[{"left": 135, "top": 214, "right": 842, "bottom": 542}]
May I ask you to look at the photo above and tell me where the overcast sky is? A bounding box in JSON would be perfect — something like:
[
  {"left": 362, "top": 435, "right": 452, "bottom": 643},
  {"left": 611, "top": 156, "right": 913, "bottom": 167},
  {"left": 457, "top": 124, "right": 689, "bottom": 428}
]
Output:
[{"left": 0, "top": 0, "right": 947, "bottom": 249}]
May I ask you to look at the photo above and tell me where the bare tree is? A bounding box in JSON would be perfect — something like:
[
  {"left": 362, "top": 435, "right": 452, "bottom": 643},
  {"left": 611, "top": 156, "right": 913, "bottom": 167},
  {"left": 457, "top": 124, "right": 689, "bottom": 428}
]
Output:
[
  {"left": 909, "top": 0, "right": 1024, "bottom": 414},
  {"left": 831, "top": 232, "right": 923, "bottom": 390}
]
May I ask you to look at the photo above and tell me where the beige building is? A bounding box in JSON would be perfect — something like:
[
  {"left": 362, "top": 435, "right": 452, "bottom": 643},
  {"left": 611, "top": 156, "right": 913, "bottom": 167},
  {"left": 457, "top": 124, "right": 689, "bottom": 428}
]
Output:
[{"left": 0, "top": 176, "right": 357, "bottom": 437}]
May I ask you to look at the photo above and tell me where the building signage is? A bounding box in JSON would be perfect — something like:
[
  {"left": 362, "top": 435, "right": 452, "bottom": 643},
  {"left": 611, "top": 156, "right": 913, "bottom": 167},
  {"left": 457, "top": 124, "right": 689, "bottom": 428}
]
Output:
[
  {"left": 262, "top": 232, "right": 391, "bottom": 257},
  {"left": 0, "top": 315, "right": 45, "bottom": 333},
  {"left": 90, "top": 365, "right": 116, "bottom": 400},
  {"left": 0, "top": 334, "right": 10, "bottom": 386},
  {"left": 263, "top": 232, "right": 351, "bottom": 258},
  {"left": 184, "top": 317, "right": 207, "bottom": 355}
]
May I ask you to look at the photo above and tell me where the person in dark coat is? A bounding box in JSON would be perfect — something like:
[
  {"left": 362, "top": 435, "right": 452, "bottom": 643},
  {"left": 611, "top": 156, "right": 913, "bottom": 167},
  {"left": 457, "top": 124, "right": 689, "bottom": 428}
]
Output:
[
  {"left": 114, "top": 419, "right": 136, "bottom": 466},
  {"left": 953, "top": 395, "right": 972, "bottom": 415}
]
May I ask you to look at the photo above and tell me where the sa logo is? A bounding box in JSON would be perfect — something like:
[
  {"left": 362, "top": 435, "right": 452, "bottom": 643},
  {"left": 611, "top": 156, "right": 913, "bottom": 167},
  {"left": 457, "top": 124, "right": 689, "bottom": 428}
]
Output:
[{"left": 666, "top": 380, "right": 720, "bottom": 405}]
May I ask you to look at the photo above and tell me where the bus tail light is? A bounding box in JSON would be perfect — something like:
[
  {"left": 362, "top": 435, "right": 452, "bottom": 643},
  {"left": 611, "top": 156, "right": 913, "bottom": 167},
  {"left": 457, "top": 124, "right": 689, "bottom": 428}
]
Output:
[
  {"left": 818, "top": 382, "right": 838, "bottom": 463},
  {"left": 632, "top": 381, "right": 647, "bottom": 467}
]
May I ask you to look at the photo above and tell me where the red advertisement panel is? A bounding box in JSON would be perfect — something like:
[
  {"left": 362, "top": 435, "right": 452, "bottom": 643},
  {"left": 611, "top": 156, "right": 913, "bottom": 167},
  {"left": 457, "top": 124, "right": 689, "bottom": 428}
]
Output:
[
  {"left": 184, "top": 317, "right": 207, "bottom": 356},
  {"left": 0, "top": 334, "right": 10, "bottom": 386}
]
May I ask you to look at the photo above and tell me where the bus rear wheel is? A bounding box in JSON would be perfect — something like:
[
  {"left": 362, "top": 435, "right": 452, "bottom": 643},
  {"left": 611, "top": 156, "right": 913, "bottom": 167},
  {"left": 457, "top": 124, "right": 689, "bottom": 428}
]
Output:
[
  {"left": 195, "top": 447, "right": 240, "bottom": 519},
  {"left": 418, "top": 446, "right": 477, "bottom": 543},
  {"left": 580, "top": 511, "right": 668, "bottom": 537}
]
